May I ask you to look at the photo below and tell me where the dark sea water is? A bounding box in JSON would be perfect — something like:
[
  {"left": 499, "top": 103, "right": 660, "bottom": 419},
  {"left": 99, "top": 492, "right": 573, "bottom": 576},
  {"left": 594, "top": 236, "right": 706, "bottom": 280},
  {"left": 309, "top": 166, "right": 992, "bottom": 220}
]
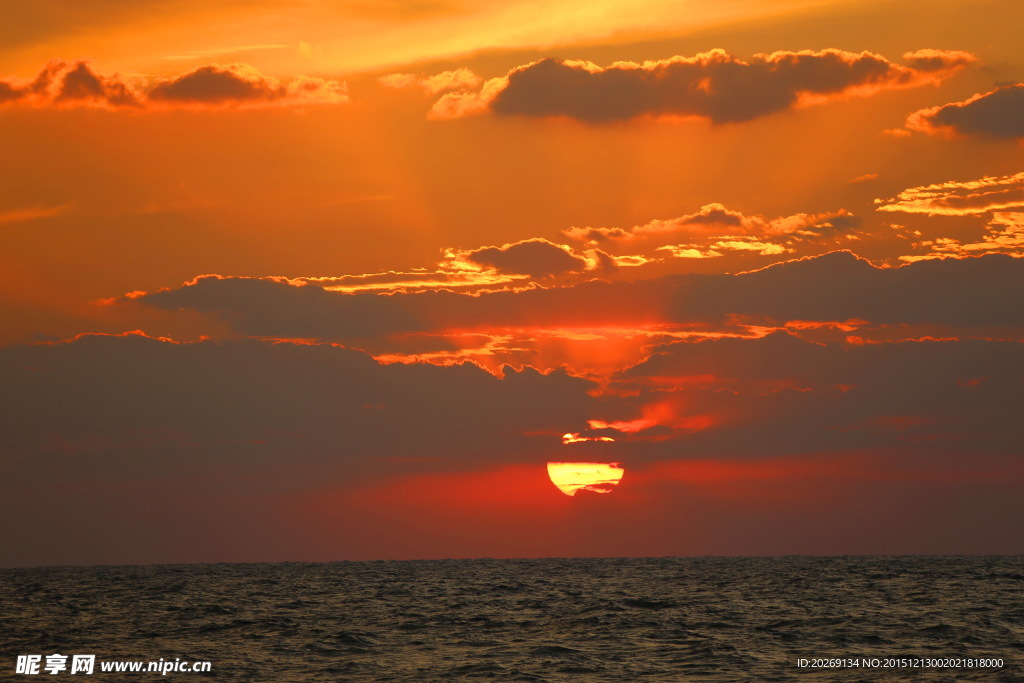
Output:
[{"left": 1, "top": 556, "right": 1021, "bottom": 682}]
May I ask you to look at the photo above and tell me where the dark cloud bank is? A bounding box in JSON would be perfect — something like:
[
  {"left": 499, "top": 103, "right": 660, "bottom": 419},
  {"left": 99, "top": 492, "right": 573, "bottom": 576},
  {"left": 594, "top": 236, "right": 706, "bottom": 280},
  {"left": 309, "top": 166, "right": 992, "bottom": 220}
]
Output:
[
  {"left": 909, "top": 83, "right": 1024, "bottom": 138},
  {"left": 2, "top": 253, "right": 1021, "bottom": 564},
  {"left": 136, "top": 252, "right": 1024, "bottom": 339},
  {"left": 487, "top": 49, "right": 972, "bottom": 123}
]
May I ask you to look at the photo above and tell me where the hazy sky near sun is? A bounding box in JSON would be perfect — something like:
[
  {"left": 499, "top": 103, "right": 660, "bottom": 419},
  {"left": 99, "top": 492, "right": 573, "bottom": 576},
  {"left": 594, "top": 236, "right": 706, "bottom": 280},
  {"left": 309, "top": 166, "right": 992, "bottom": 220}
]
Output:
[{"left": 1, "top": 0, "right": 1022, "bottom": 566}]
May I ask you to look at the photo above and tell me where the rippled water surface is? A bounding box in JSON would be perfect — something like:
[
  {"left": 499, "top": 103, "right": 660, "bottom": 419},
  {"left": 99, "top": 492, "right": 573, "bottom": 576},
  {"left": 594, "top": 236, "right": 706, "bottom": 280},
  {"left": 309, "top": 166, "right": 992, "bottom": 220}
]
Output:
[{"left": 1, "top": 556, "right": 1021, "bottom": 681}]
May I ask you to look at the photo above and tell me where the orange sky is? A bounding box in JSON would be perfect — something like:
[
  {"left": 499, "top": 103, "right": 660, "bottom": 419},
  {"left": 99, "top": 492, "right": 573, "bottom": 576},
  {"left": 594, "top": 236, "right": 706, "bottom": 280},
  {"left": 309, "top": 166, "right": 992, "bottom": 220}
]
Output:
[{"left": 1, "top": 0, "right": 1022, "bottom": 566}]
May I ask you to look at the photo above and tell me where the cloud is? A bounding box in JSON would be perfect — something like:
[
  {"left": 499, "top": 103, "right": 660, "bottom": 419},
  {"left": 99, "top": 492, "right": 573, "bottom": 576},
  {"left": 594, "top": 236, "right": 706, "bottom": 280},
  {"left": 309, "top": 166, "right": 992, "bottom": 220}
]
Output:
[
  {"left": 434, "top": 48, "right": 973, "bottom": 123},
  {"left": 901, "top": 49, "right": 978, "bottom": 72},
  {"left": 1, "top": 334, "right": 592, "bottom": 471},
  {"left": 563, "top": 203, "right": 860, "bottom": 263},
  {"left": 906, "top": 84, "right": 1024, "bottom": 138},
  {"left": 672, "top": 250, "right": 1024, "bottom": 327},
  {"left": 876, "top": 171, "right": 1024, "bottom": 216},
  {"left": 709, "top": 239, "right": 788, "bottom": 255},
  {"left": 0, "top": 61, "right": 348, "bottom": 110},
  {"left": 148, "top": 64, "right": 348, "bottom": 107},
  {"left": 565, "top": 203, "right": 858, "bottom": 243},
  {"left": 448, "top": 238, "right": 592, "bottom": 277},
  {"left": 877, "top": 173, "right": 1024, "bottom": 264},
  {"left": 428, "top": 76, "right": 508, "bottom": 120},
  {"left": 127, "top": 251, "right": 1024, "bottom": 355},
  {"left": 379, "top": 68, "right": 482, "bottom": 95},
  {"left": 291, "top": 238, "right": 602, "bottom": 296},
  {"left": 655, "top": 237, "right": 792, "bottom": 260},
  {"left": 306, "top": 270, "right": 519, "bottom": 293},
  {"left": 0, "top": 333, "right": 597, "bottom": 563},
  {"left": 0, "top": 60, "right": 140, "bottom": 109},
  {"left": 565, "top": 204, "right": 742, "bottom": 243},
  {"left": 0, "top": 204, "right": 73, "bottom": 225},
  {"left": 985, "top": 211, "right": 1024, "bottom": 247},
  {"left": 609, "top": 331, "right": 1023, "bottom": 462},
  {"left": 137, "top": 274, "right": 424, "bottom": 339},
  {"left": 5, "top": 327, "right": 1019, "bottom": 563},
  {"left": 900, "top": 211, "right": 1024, "bottom": 260},
  {"left": 54, "top": 61, "right": 140, "bottom": 106}
]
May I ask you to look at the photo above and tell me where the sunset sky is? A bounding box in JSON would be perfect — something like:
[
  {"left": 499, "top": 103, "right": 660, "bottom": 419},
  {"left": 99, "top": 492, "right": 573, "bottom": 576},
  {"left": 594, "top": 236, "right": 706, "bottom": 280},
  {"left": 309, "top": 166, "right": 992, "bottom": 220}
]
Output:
[{"left": 2, "top": 0, "right": 1022, "bottom": 566}]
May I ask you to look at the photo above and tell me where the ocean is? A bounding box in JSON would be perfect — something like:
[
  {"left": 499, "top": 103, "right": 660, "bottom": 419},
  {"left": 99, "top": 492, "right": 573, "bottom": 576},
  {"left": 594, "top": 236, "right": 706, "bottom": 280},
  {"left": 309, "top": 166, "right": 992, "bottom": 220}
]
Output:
[{"left": 1, "top": 556, "right": 1021, "bottom": 681}]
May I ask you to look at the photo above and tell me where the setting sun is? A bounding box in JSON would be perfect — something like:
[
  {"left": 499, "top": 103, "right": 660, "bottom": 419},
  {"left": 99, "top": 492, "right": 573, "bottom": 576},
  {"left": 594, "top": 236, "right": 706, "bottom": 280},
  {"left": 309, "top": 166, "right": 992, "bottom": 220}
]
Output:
[{"left": 546, "top": 462, "right": 625, "bottom": 497}]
